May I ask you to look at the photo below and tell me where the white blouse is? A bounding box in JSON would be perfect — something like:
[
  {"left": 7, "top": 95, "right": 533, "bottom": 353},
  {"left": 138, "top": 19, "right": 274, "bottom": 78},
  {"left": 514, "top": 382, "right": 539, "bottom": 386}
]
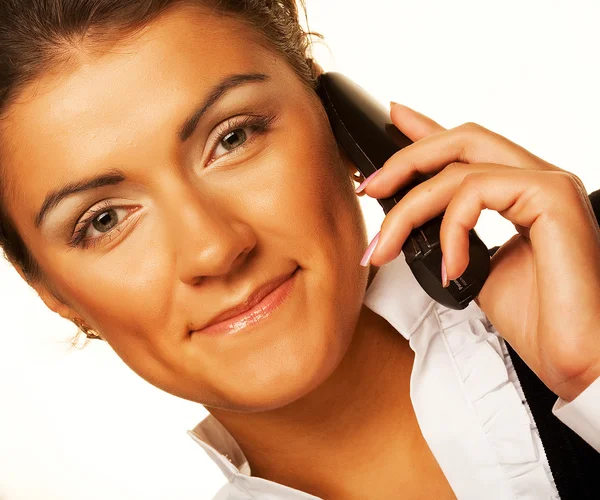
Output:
[{"left": 187, "top": 255, "right": 600, "bottom": 499}]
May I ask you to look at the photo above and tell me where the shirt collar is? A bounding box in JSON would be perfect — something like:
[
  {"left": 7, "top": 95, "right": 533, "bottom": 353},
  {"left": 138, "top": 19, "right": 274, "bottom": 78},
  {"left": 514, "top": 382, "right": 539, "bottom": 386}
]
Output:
[{"left": 187, "top": 255, "right": 436, "bottom": 478}]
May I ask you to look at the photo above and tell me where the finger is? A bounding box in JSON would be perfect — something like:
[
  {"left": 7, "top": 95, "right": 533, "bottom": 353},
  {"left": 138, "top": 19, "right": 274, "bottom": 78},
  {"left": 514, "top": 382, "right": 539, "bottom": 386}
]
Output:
[
  {"left": 370, "top": 162, "right": 520, "bottom": 265},
  {"left": 437, "top": 169, "right": 537, "bottom": 281},
  {"left": 392, "top": 169, "right": 596, "bottom": 292},
  {"left": 442, "top": 170, "right": 600, "bottom": 359},
  {"left": 365, "top": 121, "right": 554, "bottom": 199},
  {"left": 389, "top": 103, "right": 446, "bottom": 141},
  {"left": 429, "top": 168, "right": 600, "bottom": 392}
]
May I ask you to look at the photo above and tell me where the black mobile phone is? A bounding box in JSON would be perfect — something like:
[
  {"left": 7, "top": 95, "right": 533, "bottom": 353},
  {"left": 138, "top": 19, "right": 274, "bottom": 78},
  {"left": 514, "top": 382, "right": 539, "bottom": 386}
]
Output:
[{"left": 316, "top": 72, "right": 490, "bottom": 310}]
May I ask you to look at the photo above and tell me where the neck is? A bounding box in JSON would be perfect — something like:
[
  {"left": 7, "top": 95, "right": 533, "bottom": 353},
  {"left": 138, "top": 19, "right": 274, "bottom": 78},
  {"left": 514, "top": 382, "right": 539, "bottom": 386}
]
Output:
[
  {"left": 207, "top": 267, "right": 437, "bottom": 498},
  {"left": 207, "top": 268, "right": 439, "bottom": 499}
]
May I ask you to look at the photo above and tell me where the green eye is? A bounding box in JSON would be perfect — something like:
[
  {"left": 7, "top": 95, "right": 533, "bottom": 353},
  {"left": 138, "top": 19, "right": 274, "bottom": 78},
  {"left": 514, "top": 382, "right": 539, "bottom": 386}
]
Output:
[
  {"left": 220, "top": 128, "right": 248, "bottom": 151},
  {"left": 71, "top": 204, "right": 135, "bottom": 249},
  {"left": 91, "top": 208, "right": 119, "bottom": 233},
  {"left": 209, "top": 113, "right": 276, "bottom": 162}
]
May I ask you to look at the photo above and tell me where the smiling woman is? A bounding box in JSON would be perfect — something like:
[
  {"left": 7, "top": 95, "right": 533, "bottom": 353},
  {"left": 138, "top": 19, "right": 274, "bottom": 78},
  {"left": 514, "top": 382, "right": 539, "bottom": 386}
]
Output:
[
  {"left": 0, "top": 1, "right": 388, "bottom": 497},
  {"left": 0, "top": 0, "right": 372, "bottom": 410},
  {"left": 1, "top": 1, "right": 599, "bottom": 500}
]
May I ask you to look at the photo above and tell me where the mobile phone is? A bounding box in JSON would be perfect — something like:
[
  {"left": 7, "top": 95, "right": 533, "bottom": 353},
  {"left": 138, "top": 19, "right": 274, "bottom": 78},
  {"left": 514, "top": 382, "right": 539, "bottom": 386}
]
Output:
[{"left": 316, "top": 72, "right": 490, "bottom": 310}]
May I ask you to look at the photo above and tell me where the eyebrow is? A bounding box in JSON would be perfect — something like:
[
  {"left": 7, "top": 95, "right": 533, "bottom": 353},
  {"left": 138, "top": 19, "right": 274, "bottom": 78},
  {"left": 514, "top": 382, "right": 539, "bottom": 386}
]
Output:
[
  {"left": 178, "top": 72, "right": 270, "bottom": 141},
  {"left": 34, "top": 170, "right": 126, "bottom": 228},
  {"left": 34, "top": 72, "right": 271, "bottom": 229}
]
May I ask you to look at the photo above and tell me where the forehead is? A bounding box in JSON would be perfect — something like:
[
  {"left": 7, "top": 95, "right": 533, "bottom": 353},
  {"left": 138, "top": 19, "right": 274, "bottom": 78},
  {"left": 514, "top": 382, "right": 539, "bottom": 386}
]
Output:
[{"left": 0, "top": 4, "right": 275, "bottom": 230}]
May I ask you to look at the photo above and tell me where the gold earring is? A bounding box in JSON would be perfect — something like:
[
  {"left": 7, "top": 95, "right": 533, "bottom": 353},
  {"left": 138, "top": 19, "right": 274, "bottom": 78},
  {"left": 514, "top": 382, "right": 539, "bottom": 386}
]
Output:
[
  {"left": 351, "top": 170, "right": 365, "bottom": 196},
  {"left": 72, "top": 317, "right": 103, "bottom": 341},
  {"left": 352, "top": 169, "right": 366, "bottom": 185}
]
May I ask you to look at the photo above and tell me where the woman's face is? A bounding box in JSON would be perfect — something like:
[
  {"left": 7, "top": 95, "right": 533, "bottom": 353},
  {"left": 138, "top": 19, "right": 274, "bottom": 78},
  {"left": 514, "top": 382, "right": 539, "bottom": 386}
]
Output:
[{"left": 1, "top": 5, "right": 369, "bottom": 411}]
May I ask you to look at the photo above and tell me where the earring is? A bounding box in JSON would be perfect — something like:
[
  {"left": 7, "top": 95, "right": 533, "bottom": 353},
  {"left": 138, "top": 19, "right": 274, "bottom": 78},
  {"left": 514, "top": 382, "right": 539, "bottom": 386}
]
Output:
[
  {"left": 352, "top": 170, "right": 365, "bottom": 184},
  {"left": 352, "top": 169, "right": 366, "bottom": 186},
  {"left": 72, "top": 317, "right": 103, "bottom": 341}
]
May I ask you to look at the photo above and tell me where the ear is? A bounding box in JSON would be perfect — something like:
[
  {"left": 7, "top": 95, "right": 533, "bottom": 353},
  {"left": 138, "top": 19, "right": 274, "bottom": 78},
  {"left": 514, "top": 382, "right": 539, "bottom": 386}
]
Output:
[{"left": 36, "top": 285, "right": 76, "bottom": 322}]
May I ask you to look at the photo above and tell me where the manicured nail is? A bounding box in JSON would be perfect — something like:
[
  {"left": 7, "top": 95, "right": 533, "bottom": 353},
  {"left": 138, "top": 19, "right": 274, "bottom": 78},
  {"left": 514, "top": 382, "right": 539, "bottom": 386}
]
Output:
[
  {"left": 360, "top": 231, "right": 380, "bottom": 267},
  {"left": 390, "top": 101, "right": 413, "bottom": 112},
  {"left": 355, "top": 169, "right": 380, "bottom": 194},
  {"left": 441, "top": 256, "right": 449, "bottom": 288}
]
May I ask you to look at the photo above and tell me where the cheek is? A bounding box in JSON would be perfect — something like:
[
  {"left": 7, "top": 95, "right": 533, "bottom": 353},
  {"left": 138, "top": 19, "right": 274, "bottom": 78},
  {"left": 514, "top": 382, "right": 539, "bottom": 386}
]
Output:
[
  {"left": 44, "top": 226, "right": 180, "bottom": 362},
  {"left": 230, "top": 110, "right": 367, "bottom": 270},
  {"left": 193, "top": 120, "right": 370, "bottom": 410},
  {"left": 48, "top": 248, "right": 203, "bottom": 400}
]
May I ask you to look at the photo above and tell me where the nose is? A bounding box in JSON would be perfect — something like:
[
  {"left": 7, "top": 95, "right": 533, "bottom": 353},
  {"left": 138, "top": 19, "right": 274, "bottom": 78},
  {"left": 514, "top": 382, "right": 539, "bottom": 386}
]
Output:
[{"left": 169, "top": 185, "right": 257, "bottom": 285}]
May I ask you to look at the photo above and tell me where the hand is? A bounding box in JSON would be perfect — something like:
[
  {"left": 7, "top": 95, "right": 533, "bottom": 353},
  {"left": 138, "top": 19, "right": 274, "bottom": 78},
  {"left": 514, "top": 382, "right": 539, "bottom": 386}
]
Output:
[{"left": 360, "top": 103, "right": 600, "bottom": 402}]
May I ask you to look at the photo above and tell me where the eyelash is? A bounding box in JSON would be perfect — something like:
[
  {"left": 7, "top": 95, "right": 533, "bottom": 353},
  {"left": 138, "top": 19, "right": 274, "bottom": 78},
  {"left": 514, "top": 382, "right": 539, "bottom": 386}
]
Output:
[
  {"left": 69, "top": 201, "right": 131, "bottom": 249},
  {"left": 208, "top": 113, "right": 276, "bottom": 165},
  {"left": 69, "top": 113, "right": 275, "bottom": 249}
]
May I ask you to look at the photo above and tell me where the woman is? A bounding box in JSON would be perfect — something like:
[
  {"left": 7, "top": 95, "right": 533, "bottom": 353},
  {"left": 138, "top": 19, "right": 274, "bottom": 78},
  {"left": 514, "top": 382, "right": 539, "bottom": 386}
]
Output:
[{"left": 0, "top": 1, "right": 598, "bottom": 499}]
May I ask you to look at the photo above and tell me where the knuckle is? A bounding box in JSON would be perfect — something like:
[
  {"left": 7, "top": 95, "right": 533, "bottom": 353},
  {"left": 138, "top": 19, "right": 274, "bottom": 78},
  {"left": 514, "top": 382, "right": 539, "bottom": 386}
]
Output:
[
  {"left": 537, "top": 159, "right": 562, "bottom": 172},
  {"left": 569, "top": 172, "right": 586, "bottom": 192},
  {"left": 538, "top": 171, "right": 585, "bottom": 210},
  {"left": 459, "top": 121, "right": 484, "bottom": 135},
  {"left": 461, "top": 171, "right": 481, "bottom": 188},
  {"left": 556, "top": 171, "right": 584, "bottom": 194},
  {"left": 444, "top": 161, "right": 466, "bottom": 176}
]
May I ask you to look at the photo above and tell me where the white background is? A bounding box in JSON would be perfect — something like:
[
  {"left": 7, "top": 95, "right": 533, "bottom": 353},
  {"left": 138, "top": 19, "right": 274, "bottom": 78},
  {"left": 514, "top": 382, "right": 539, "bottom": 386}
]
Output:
[{"left": 1, "top": 1, "right": 599, "bottom": 498}]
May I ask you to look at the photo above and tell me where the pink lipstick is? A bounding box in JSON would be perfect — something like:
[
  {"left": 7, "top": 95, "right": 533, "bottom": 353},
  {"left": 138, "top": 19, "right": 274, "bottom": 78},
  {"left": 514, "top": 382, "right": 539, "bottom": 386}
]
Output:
[{"left": 192, "top": 267, "right": 299, "bottom": 336}]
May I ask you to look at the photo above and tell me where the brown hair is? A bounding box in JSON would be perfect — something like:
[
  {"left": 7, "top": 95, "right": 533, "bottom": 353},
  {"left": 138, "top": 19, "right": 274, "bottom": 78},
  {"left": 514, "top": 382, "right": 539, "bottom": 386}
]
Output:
[{"left": 0, "top": 0, "right": 323, "bottom": 284}]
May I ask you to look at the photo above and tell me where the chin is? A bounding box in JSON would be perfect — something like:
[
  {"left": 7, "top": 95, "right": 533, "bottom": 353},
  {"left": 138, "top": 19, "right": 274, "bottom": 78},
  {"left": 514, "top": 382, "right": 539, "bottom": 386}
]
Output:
[{"left": 204, "top": 324, "right": 354, "bottom": 413}]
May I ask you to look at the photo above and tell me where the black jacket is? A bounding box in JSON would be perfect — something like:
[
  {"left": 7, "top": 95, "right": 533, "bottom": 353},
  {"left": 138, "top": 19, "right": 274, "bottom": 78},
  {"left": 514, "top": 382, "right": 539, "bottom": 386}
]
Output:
[{"left": 487, "top": 189, "right": 600, "bottom": 499}]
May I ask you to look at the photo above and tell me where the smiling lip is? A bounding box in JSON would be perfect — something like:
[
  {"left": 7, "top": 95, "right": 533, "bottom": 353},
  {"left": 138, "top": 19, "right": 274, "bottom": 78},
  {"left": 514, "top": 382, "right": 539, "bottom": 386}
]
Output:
[{"left": 191, "top": 267, "right": 299, "bottom": 336}]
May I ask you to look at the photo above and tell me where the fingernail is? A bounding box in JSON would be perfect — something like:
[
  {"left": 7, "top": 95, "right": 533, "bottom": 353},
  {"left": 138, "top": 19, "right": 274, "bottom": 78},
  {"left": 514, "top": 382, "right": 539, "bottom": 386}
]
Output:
[
  {"left": 360, "top": 231, "right": 380, "bottom": 267},
  {"left": 441, "top": 256, "right": 449, "bottom": 288},
  {"left": 355, "top": 169, "right": 380, "bottom": 194},
  {"left": 390, "top": 101, "right": 399, "bottom": 107}
]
